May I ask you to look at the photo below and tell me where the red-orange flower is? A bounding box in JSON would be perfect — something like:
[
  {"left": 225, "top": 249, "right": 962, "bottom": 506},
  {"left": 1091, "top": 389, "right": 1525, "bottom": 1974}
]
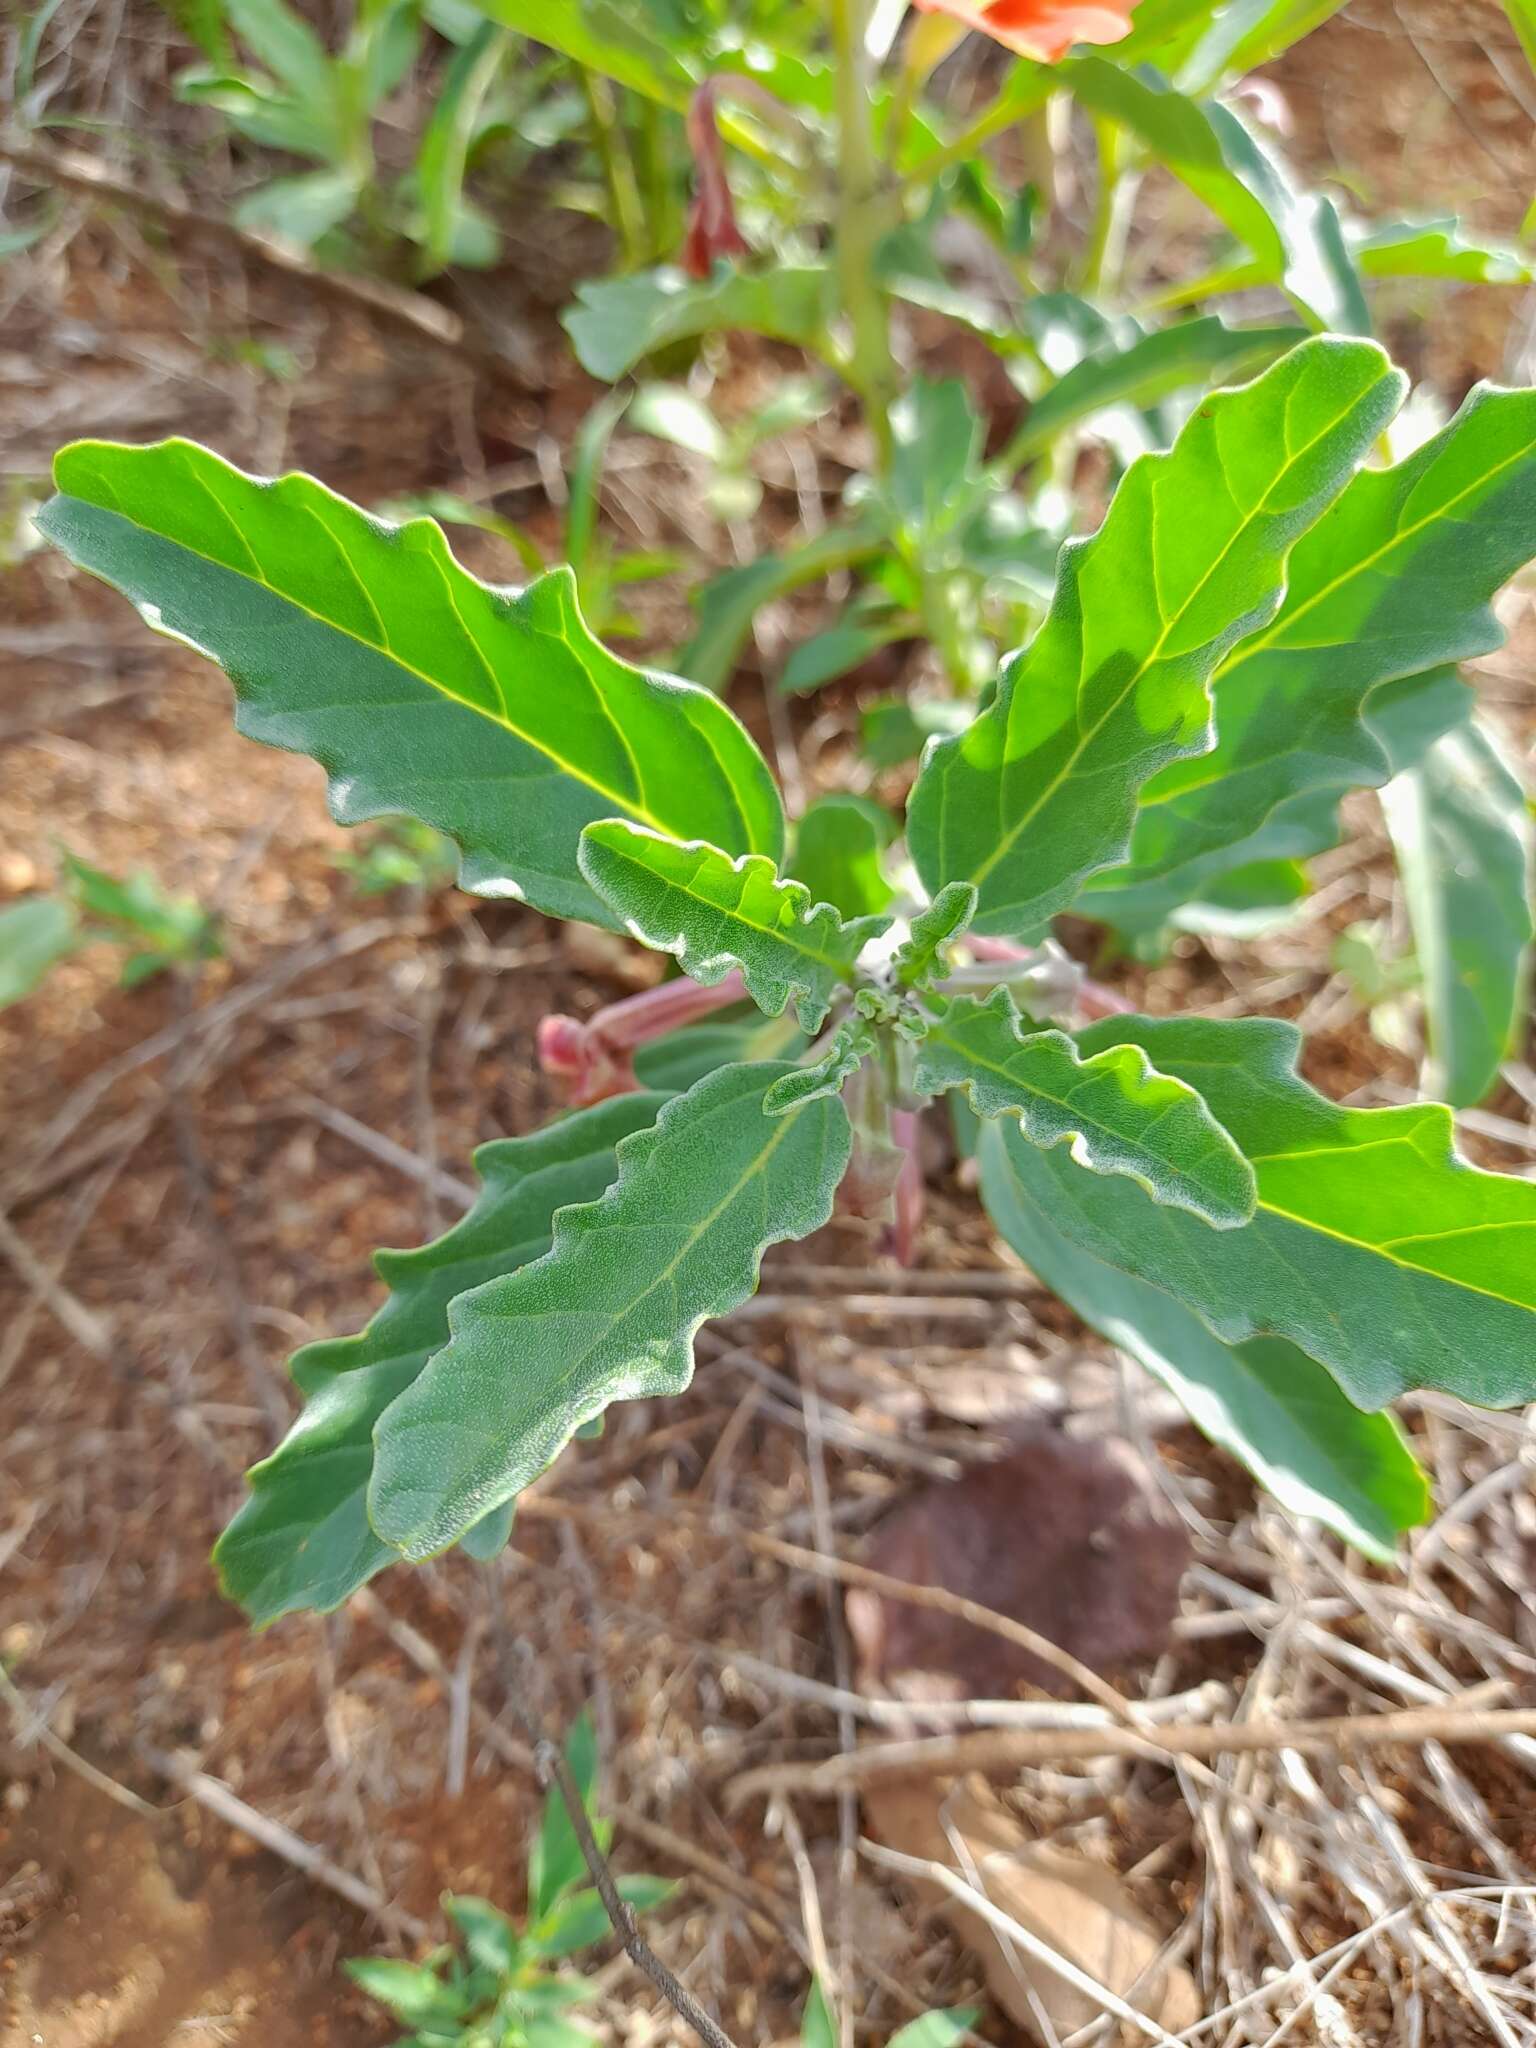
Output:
[{"left": 910, "top": 0, "right": 1137, "bottom": 63}]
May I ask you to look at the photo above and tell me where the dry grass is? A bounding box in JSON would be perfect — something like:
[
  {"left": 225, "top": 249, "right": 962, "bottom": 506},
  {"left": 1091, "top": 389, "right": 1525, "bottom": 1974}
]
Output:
[{"left": 2, "top": 3, "right": 1535, "bottom": 2044}]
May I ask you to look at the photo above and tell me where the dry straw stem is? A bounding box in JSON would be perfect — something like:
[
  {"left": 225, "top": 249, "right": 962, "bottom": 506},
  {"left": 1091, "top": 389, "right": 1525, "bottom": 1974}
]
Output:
[
  {"left": 726, "top": 1696, "right": 1536, "bottom": 1804},
  {"left": 517, "top": 1495, "right": 1139, "bottom": 1719}
]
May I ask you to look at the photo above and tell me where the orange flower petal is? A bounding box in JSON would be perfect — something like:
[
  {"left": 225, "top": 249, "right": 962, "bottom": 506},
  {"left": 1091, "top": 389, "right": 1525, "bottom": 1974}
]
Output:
[{"left": 911, "top": 0, "right": 1136, "bottom": 64}]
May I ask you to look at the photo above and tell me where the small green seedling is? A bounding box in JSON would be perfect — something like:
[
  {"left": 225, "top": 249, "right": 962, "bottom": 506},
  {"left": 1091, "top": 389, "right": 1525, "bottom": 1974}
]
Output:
[
  {"left": 800, "top": 1974, "right": 978, "bottom": 2048},
  {"left": 348, "top": 1713, "right": 674, "bottom": 2048},
  {"left": 0, "top": 853, "right": 218, "bottom": 1009}
]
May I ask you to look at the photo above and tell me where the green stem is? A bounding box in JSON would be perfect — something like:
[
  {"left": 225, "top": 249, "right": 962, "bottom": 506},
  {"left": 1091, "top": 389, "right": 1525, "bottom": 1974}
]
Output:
[
  {"left": 580, "top": 66, "right": 646, "bottom": 271},
  {"left": 1076, "top": 115, "right": 1122, "bottom": 295},
  {"left": 829, "top": 0, "right": 897, "bottom": 460}
]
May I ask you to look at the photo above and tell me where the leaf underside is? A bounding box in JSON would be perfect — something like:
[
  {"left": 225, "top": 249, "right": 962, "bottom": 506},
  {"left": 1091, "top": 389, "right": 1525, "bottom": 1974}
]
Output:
[
  {"left": 579, "top": 821, "right": 888, "bottom": 1032},
  {"left": 1382, "top": 720, "right": 1534, "bottom": 1108},
  {"left": 914, "top": 989, "right": 1256, "bottom": 1228},
  {"left": 907, "top": 336, "right": 1403, "bottom": 936},
  {"left": 977, "top": 1127, "right": 1430, "bottom": 1562},
  {"left": 986, "top": 1014, "right": 1536, "bottom": 1411},
  {"left": 37, "top": 440, "right": 784, "bottom": 929},
  {"left": 369, "top": 1062, "right": 852, "bottom": 1559},
  {"left": 214, "top": 1094, "right": 668, "bottom": 1623}
]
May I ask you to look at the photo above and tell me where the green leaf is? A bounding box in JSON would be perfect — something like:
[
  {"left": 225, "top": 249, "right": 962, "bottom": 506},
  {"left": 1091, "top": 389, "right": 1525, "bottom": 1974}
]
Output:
[
  {"left": 789, "top": 794, "right": 896, "bottom": 921},
  {"left": 1178, "top": 0, "right": 1349, "bottom": 87},
  {"left": 213, "top": 1095, "right": 668, "bottom": 1624},
  {"left": 37, "top": 440, "right": 784, "bottom": 928},
  {"left": 369, "top": 1062, "right": 853, "bottom": 1559},
  {"left": 231, "top": 168, "right": 361, "bottom": 246},
  {"left": 988, "top": 1014, "right": 1536, "bottom": 1411},
  {"left": 915, "top": 989, "right": 1255, "bottom": 1228},
  {"left": 1102, "top": 384, "right": 1536, "bottom": 897},
  {"left": 413, "top": 21, "right": 510, "bottom": 273},
  {"left": 859, "top": 693, "right": 969, "bottom": 772},
  {"left": 885, "top": 377, "right": 985, "bottom": 544},
  {"left": 907, "top": 337, "right": 1402, "bottom": 936},
  {"left": 473, "top": 0, "right": 691, "bottom": 105},
  {"left": 531, "top": 1711, "right": 600, "bottom": 1917},
  {"left": 344, "top": 1958, "right": 468, "bottom": 2027},
  {"left": 1504, "top": 0, "right": 1536, "bottom": 77},
  {"left": 225, "top": 0, "right": 335, "bottom": 110},
  {"left": 887, "top": 2013, "right": 982, "bottom": 2048},
  {"left": 1382, "top": 720, "right": 1533, "bottom": 1108},
  {"left": 679, "top": 517, "right": 886, "bottom": 695},
  {"left": 1354, "top": 218, "right": 1533, "bottom": 287},
  {"left": 1006, "top": 316, "right": 1302, "bottom": 466},
  {"left": 562, "top": 265, "right": 835, "bottom": 384},
  {"left": 764, "top": 1017, "right": 878, "bottom": 1115},
  {"left": 530, "top": 1876, "right": 675, "bottom": 1961},
  {"left": 631, "top": 1011, "right": 806, "bottom": 1093},
  {"left": 893, "top": 882, "right": 977, "bottom": 991},
  {"left": 0, "top": 896, "right": 78, "bottom": 1007},
  {"left": 578, "top": 823, "right": 889, "bottom": 1033},
  {"left": 977, "top": 1129, "right": 1429, "bottom": 1561},
  {"left": 444, "top": 1894, "right": 521, "bottom": 1974},
  {"left": 523, "top": 2019, "right": 599, "bottom": 2048},
  {"left": 1065, "top": 62, "right": 1368, "bottom": 332},
  {"left": 780, "top": 614, "right": 907, "bottom": 696},
  {"left": 800, "top": 1978, "right": 839, "bottom": 2048}
]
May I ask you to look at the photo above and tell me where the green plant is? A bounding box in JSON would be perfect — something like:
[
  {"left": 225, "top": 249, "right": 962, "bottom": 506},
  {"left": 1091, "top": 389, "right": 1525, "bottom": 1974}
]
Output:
[
  {"left": 158, "top": 0, "right": 520, "bottom": 274},
  {"left": 348, "top": 1712, "right": 674, "bottom": 2048},
  {"left": 0, "top": 853, "right": 219, "bottom": 1007},
  {"left": 34, "top": 316, "right": 1536, "bottom": 1611},
  {"left": 800, "top": 1976, "right": 977, "bottom": 2048},
  {"left": 333, "top": 816, "right": 460, "bottom": 896}
]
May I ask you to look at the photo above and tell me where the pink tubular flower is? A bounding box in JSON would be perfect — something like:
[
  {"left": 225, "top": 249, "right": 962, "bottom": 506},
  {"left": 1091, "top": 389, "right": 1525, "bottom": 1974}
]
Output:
[{"left": 909, "top": 0, "right": 1137, "bottom": 63}]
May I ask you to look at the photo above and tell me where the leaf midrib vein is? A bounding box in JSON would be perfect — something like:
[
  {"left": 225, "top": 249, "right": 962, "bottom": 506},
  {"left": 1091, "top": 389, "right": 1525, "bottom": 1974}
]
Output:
[
  {"left": 90, "top": 490, "right": 680, "bottom": 838},
  {"left": 963, "top": 381, "right": 1373, "bottom": 894}
]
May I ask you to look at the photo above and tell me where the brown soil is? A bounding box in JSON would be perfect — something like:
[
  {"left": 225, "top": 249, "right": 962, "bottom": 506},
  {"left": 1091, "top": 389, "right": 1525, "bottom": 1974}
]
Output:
[{"left": 2, "top": 3, "right": 1534, "bottom": 2044}]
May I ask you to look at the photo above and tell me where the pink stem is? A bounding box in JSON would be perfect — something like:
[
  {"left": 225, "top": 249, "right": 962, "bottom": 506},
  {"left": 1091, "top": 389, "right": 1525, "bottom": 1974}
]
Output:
[
  {"left": 886, "top": 1108, "right": 924, "bottom": 1267},
  {"left": 965, "top": 933, "right": 1132, "bottom": 1018}
]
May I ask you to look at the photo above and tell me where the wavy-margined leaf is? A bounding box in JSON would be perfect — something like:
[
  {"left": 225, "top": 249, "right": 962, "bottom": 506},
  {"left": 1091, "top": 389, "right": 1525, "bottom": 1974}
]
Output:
[
  {"left": 893, "top": 882, "right": 977, "bottom": 991},
  {"left": 1382, "top": 721, "right": 1533, "bottom": 1108},
  {"left": 989, "top": 1014, "right": 1536, "bottom": 1411},
  {"left": 914, "top": 989, "right": 1254, "bottom": 1227},
  {"left": 1087, "top": 671, "right": 1476, "bottom": 940},
  {"left": 764, "top": 1017, "right": 878, "bottom": 1114},
  {"left": 1065, "top": 63, "right": 1368, "bottom": 332},
  {"left": 214, "top": 1095, "right": 667, "bottom": 1623},
  {"left": 789, "top": 794, "right": 896, "bottom": 920},
  {"left": 1355, "top": 218, "right": 1533, "bottom": 287},
  {"left": 37, "top": 440, "right": 783, "bottom": 928},
  {"left": 369, "top": 1062, "right": 852, "bottom": 1559},
  {"left": 579, "top": 822, "right": 888, "bottom": 1032},
  {"left": 907, "top": 337, "right": 1400, "bottom": 937},
  {"left": 563, "top": 265, "right": 835, "bottom": 383},
  {"left": 1095, "top": 387, "right": 1536, "bottom": 903},
  {"left": 1006, "top": 315, "right": 1302, "bottom": 466},
  {"left": 977, "top": 1130, "right": 1429, "bottom": 1561}
]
